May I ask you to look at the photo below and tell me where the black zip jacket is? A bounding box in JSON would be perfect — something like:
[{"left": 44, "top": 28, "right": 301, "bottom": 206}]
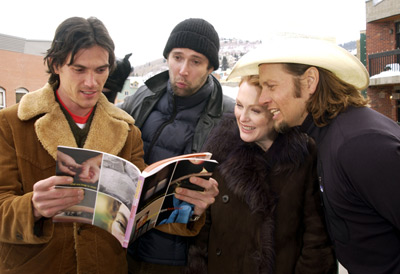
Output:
[
  {"left": 119, "top": 70, "right": 234, "bottom": 266},
  {"left": 301, "top": 106, "right": 400, "bottom": 274}
]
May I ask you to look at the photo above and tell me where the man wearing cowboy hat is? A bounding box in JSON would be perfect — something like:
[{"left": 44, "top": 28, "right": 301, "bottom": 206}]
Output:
[{"left": 228, "top": 36, "right": 400, "bottom": 273}]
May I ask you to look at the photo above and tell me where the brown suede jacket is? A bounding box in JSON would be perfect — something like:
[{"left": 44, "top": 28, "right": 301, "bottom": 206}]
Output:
[{"left": 0, "top": 84, "right": 146, "bottom": 274}]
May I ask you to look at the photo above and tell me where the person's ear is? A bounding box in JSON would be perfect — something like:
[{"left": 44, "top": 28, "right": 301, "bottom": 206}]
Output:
[
  {"left": 51, "top": 59, "right": 60, "bottom": 75},
  {"left": 304, "top": 67, "right": 319, "bottom": 95}
]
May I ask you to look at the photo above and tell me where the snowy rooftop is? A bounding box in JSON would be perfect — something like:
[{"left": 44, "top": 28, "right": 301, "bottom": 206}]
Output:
[{"left": 369, "top": 63, "right": 400, "bottom": 86}]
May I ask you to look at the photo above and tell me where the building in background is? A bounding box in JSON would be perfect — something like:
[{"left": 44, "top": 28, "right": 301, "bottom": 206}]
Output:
[
  {"left": 115, "top": 76, "right": 144, "bottom": 105},
  {"left": 366, "top": 0, "right": 400, "bottom": 124},
  {"left": 0, "top": 34, "right": 50, "bottom": 109}
]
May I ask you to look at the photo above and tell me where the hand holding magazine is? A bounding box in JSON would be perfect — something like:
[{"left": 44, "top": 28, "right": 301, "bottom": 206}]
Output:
[{"left": 52, "top": 146, "right": 218, "bottom": 248}]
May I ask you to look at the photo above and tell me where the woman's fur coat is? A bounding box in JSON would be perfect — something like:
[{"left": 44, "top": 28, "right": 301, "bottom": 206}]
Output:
[{"left": 184, "top": 114, "right": 336, "bottom": 274}]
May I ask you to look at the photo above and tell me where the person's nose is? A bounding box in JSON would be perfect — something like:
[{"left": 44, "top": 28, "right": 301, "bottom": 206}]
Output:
[
  {"left": 239, "top": 111, "right": 250, "bottom": 122},
  {"left": 84, "top": 71, "right": 97, "bottom": 88},
  {"left": 179, "top": 61, "right": 189, "bottom": 76},
  {"left": 259, "top": 88, "right": 272, "bottom": 106}
]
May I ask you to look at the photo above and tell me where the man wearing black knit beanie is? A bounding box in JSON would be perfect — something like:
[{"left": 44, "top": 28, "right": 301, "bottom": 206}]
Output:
[
  {"left": 120, "top": 18, "right": 234, "bottom": 273},
  {"left": 163, "top": 18, "right": 220, "bottom": 72}
]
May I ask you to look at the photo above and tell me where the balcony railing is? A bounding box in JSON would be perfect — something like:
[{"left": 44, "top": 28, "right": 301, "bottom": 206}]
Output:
[{"left": 368, "top": 49, "right": 400, "bottom": 77}]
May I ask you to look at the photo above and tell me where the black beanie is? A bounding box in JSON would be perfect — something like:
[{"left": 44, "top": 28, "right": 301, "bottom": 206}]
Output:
[
  {"left": 104, "top": 53, "right": 133, "bottom": 92},
  {"left": 163, "top": 18, "right": 220, "bottom": 70}
]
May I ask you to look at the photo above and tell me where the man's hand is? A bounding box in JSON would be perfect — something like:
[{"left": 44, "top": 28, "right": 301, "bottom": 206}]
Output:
[
  {"left": 174, "top": 177, "right": 219, "bottom": 217},
  {"left": 32, "top": 176, "right": 84, "bottom": 221}
]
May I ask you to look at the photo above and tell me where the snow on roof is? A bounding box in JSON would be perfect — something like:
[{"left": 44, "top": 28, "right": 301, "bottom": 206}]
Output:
[
  {"left": 371, "top": 63, "right": 400, "bottom": 79},
  {"left": 371, "top": 70, "right": 400, "bottom": 79}
]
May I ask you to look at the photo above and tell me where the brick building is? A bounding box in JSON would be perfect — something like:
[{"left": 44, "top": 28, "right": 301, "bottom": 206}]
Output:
[
  {"left": 366, "top": 0, "right": 400, "bottom": 123},
  {"left": 0, "top": 34, "right": 50, "bottom": 109}
]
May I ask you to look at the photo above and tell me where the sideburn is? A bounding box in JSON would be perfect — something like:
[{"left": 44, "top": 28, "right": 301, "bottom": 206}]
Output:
[{"left": 293, "top": 76, "right": 303, "bottom": 98}]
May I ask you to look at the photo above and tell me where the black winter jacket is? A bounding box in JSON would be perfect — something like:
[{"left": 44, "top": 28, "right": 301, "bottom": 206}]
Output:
[
  {"left": 301, "top": 106, "right": 400, "bottom": 274},
  {"left": 120, "top": 71, "right": 235, "bottom": 161},
  {"left": 119, "top": 71, "right": 234, "bottom": 267}
]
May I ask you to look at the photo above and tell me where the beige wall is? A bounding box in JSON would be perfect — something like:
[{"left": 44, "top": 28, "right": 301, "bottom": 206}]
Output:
[{"left": 366, "top": 0, "right": 400, "bottom": 22}]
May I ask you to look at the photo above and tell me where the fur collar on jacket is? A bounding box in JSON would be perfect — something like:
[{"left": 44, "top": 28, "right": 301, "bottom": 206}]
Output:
[
  {"left": 17, "top": 83, "right": 135, "bottom": 160},
  {"left": 203, "top": 114, "right": 309, "bottom": 215},
  {"left": 202, "top": 114, "right": 310, "bottom": 274}
]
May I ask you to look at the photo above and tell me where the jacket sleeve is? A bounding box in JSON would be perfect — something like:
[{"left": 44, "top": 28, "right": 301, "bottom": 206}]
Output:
[
  {"left": 340, "top": 132, "right": 400, "bottom": 229},
  {"left": 127, "top": 124, "right": 146, "bottom": 172},
  {"left": 119, "top": 85, "right": 149, "bottom": 119},
  {"left": 222, "top": 95, "right": 235, "bottom": 114},
  {"left": 154, "top": 213, "right": 206, "bottom": 236},
  {"left": 182, "top": 207, "right": 211, "bottom": 274},
  {"left": 295, "top": 142, "right": 337, "bottom": 274},
  {"left": 0, "top": 110, "right": 54, "bottom": 244}
]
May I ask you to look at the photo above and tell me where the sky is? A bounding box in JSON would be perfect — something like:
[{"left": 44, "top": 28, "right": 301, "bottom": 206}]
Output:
[{"left": 0, "top": 0, "right": 367, "bottom": 66}]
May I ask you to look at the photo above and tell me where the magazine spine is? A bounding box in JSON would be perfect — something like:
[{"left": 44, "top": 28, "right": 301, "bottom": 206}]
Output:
[{"left": 122, "top": 175, "right": 146, "bottom": 248}]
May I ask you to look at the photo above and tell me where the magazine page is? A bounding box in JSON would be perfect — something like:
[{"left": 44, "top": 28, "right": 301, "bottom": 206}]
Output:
[
  {"left": 52, "top": 146, "right": 218, "bottom": 248},
  {"left": 142, "top": 152, "right": 213, "bottom": 175},
  {"left": 125, "top": 157, "right": 218, "bottom": 244},
  {"left": 52, "top": 146, "right": 141, "bottom": 246}
]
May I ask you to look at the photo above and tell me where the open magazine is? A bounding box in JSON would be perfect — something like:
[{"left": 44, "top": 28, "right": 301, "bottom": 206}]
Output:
[{"left": 52, "top": 146, "right": 218, "bottom": 248}]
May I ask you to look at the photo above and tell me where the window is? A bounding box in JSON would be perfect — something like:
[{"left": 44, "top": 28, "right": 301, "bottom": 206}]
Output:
[
  {"left": 0, "top": 88, "right": 5, "bottom": 110},
  {"left": 16, "top": 88, "right": 28, "bottom": 103},
  {"left": 130, "top": 81, "right": 140, "bottom": 88}
]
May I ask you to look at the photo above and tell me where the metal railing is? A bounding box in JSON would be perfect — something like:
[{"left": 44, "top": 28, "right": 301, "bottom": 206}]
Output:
[{"left": 368, "top": 49, "right": 400, "bottom": 77}]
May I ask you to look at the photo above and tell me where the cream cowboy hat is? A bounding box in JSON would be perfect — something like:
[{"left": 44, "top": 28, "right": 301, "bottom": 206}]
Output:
[{"left": 227, "top": 36, "right": 369, "bottom": 90}]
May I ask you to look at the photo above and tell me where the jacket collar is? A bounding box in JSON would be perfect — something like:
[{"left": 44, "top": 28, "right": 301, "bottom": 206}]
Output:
[
  {"left": 146, "top": 71, "right": 225, "bottom": 117},
  {"left": 299, "top": 113, "right": 329, "bottom": 145},
  {"left": 18, "top": 83, "right": 136, "bottom": 159},
  {"left": 299, "top": 113, "right": 314, "bottom": 134}
]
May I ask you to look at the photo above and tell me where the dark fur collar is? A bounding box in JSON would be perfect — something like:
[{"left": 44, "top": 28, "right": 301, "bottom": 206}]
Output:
[
  {"left": 203, "top": 114, "right": 309, "bottom": 215},
  {"left": 201, "top": 114, "right": 310, "bottom": 273}
]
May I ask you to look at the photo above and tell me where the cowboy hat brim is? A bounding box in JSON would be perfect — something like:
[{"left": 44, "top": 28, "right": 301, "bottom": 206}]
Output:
[{"left": 227, "top": 37, "right": 369, "bottom": 90}]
